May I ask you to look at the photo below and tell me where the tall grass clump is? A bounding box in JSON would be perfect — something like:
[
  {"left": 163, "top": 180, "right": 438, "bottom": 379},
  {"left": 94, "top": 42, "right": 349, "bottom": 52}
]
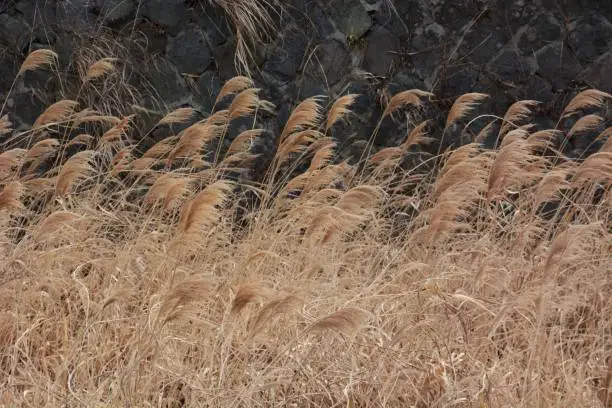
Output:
[{"left": 0, "top": 48, "right": 610, "bottom": 407}]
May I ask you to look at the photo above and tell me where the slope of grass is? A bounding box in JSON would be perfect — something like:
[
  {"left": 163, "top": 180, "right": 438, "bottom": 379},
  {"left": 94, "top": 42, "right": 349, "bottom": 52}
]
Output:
[{"left": 0, "top": 50, "right": 610, "bottom": 407}]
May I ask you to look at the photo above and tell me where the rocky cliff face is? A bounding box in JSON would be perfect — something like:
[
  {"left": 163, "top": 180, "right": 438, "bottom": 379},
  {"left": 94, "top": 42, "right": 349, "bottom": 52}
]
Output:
[{"left": 1, "top": 0, "right": 610, "bottom": 149}]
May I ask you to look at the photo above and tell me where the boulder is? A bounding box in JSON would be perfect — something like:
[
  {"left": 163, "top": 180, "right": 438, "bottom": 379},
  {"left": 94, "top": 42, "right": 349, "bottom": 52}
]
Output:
[
  {"left": 141, "top": 0, "right": 185, "bottom": 33},
  {"left": 166, "top": 26, "right": 213, "bottom": 75},
  {"left": 327, "top": 0, "right": 372, "bottom": 38},
  {"left": 363, "top": 27, "right": 398, "bottom": 77}
]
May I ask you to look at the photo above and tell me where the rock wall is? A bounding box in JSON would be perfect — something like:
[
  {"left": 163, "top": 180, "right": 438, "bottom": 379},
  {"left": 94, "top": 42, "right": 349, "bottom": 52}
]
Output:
[{"left": 1, "top": 0, "right": 610, "bottom": 150}]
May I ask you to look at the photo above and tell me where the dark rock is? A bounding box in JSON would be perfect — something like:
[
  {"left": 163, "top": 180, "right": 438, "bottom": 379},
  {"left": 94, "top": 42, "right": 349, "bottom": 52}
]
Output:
[
  {"left": 137, "top": 22, "right": 169, "bottom": 55},
  {"left": 259, "top": 79, "right": 287, "bottom": 114},
  {"left": 542, "top": 0, "right": 612, "bottom": 18},
  {"left": 363, "top": 27, "right": 398, "bottom": 77},
  {"left": 54, "top": 32, "right": 80, "bottom": 67},
  {"left": 518, "top": 13, "right": 563, "bottom": 54},
  {"left": 436, "top": 65, "right": 480, "bottom": 98},
  {"left": 141, "top": 0, "right": 186, "bottom": 33},
  {"left": 535, "top": 42, "right": 582, "bottom": 89},
  {"left": 456, "top": 18, "right": 508, "bottom": 66},
  {"left": 197, "top": 70, "right": 221, "bottom": 113},
  {"left": 410, "top": 23, "right": 446, "bottom": 83},
  {"left": 432, "top": 1, "right": 475, "bottom": 33},
  {"left": 489, "top": 49, "right": 535, "bottom": 81},
  {"left": 0, "top": 14, "right": 29, "bottom": 51},
  {"left": 473, "top": 77, "right": 513, "bottom": 118},
  {"left": 345, "top": 79, "right": 376, "bottom": 112},
  {"left": 333, "top": 78, "right": 380, "bottom": 144},
  {"left": 0, "top": 53, "right": 17, "bottom": 94},
  {"left": 0, "top": 0, "right": 609, "bottom": 146},
  {"left": 166, "top": 26, "right": 212, "bottom": 74},
  {"left": 307, "top": 39, "right": 351, "bottom": 86},
  {"left": 275, "top": 102, "right": 292, "bottom": 133},
  {"left": 375, "top": 115, "right": 406, "bottom": 147},
  {"left": 373, "top": 0, "right": 424, "bottom": 37},
  {"left": 308, "top": 5, "right": 336, "bottom": 40},
  {"left": 263, "top": 26, "right": 309, "bottom": 81},
  {"left": 6, "top": 86, "right": 49, "bottom": 128},
  {"left": 327, "top": 0, "right": 372, "bottom": 38},
  {"left": 212, "top": 37, "right": 238, "bottom": 81},
  {"left": 581, "top": 51, "right": 612, "bottom": 91},
  {"left": 192, "top": 1, "right": 231, "bottom": 46},
  {"left": 293, "top": 74, "right": 327, "bottom": 100},
  {"left": 144, "top": 57, "right": 191, "bottom": 108},
  {"left": 94, "top": 0, "right": 136, "bottom": 24},
  {"left": 56, "top": 0, "right": 97, "bottom": 28},
  {"left": 568, "top": 13, "right": 612, "bottom": 65},
  {"left": 524, "top": 75, "right": 554, "bottom": 103},
  {"left": 15, "top": 1, "right": 57, "bottom": 41},
  {"left": 388, "top": 70, "right": 427, "bottom": 95}
]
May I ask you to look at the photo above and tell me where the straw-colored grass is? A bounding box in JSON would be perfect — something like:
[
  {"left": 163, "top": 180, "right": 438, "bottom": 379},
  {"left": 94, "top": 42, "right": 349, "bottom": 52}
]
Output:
[{"left": 0, "top": 49, "right": 610, "bottom": 408}]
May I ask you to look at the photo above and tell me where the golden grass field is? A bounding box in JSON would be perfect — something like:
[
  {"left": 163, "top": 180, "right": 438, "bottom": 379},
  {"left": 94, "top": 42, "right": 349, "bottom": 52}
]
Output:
[{"left": 0, "top": 49, "right": 611, "bottom": 407}]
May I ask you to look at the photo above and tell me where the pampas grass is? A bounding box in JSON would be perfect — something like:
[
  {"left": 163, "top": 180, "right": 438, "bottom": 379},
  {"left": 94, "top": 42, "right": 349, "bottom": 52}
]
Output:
[
  {"left": 55, "top": 150, "right": 97, "bottom": 196},
  {"left": 84, "top": 57, "right": 118, "bottom": 81},
  {"left": 561, "top": 89, "right": 612, "bottom": 118},
  {"left": 382, "top": 89, "right": 432, "bottom": 118},
  {"left": 326, "top": 94, "right": 358, "bottom": 132},
  {"left": 177, "top": 180, "right": 234, "bottom": 235},
  {"left": 144, "top": 174, "right": 193, "bottom": 211},
  {"left": 1, "top": 63, "right": 610, "bottom": 407},
  {"left": 157, "top": 107, "right": 196, "bottom": 126},
  {"left": 499, "top": 100, "right": 539, "bottom": 138},
  {"left": 32, "top": 99, "right": 79, "bottom": 129},
  {"left": 445, "top": 92, "right": 489, "bottom": 130},
  {"left": 309, "top": 307, "right": 367, "bottom": 336},
  {"left": 0, "top": 181, "right": 23, "bottom": 212},
  {"left": 279, "top": 96, "right": 324, "bottom": 143},
  {"left": 215, "top": 75, "right": 254, "bottom": 106},
  {"left": 17, "top": 49, "right": 58, "bottom": 77},
  {"left": 0, "top": 115, "right": 12, "bottom": 136}
]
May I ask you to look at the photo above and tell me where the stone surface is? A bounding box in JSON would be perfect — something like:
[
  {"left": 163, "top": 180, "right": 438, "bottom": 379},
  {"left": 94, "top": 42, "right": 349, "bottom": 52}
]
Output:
[
  {"left": 388, "top": 70, "right": 427, "bottom": 95},
  {"left": 166, "top": 26, "right": 213, "bottom": 74},
  {"left": 15, "top": 1, "right": 57, "bottom": 41},
  {"left": 141, "top": 0, "right": 185, "bottom": 32},
  {"left": 581, "top": 51, "right": 612, "bottom": 91},
  {"left": 327, "top": 0, "right": 372, "bottom": 38},
  {"left": 409, "top": 22, "right": 446, "bottom": 84},
  {"left": 138, "top": 22, "right": 169, "bottom": 54},
  {"left": 56, "top": 0, "right": 97, "bottom": 28},
  {"left": 568, "top": 13, "right": 612, "bottom": 65},
  {"left": 489, "top": 50, "right": 535, "bottom": 82},
  {"left": 0, "top": 0, "right": 610, "bottom": 149},
  {"left": 308, "top": 5, "right": 336, "bottom": 40},
  {"left": 144, "top": 57, "right": 190, "bottom": 108},
  {"left": 374, "top": 0, "right": 424, "bottom": 37},
  {"left": 293, "top": 74, "right": 327, "bottom": 100},
  {"left": 535, "top": 42, "right": 582, "bottom": 89},
  {"left": 6, "top": 85, "right": 49, "bottom": 129},
  {"left": 194, "top": 2, "right": 231, "bottom": 46},
  {"left": 212, "top": 37, "right": 239, "bottom": 81},
  {"left": 197, "top": 70, "right": 221, "bottom": 113},
  {"left": 95, "top": 0, "right": 136, "bottom": 23},
  {"left": 263, "top": 26, "right": 309, "bottom": 81},
  {"left": 363, "top": 27, "right": 398, "bottom": 77},
  {"left": 308, "top": 39, "right": 351, "bottom": 86},
  {"left": 0, "top": 14, "right": 29, "bottom": 51},
  {"left": 518, "top": 13, "right": 563, "bottom": 54}
]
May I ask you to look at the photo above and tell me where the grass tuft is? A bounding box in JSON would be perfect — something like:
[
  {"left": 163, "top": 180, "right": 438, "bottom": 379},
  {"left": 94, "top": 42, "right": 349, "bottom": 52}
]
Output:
[{"left": 0, "top": 47, "right": 610, "bottom": 407}]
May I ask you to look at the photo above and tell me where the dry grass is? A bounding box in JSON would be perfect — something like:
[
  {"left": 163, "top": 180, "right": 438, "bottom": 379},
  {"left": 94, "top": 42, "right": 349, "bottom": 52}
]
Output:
[
  {"left": 209, "top": 0, "right": 283, "bottom": 77},
  {"left": 0, "top": 49, "right": 610, "bottom": 407}
]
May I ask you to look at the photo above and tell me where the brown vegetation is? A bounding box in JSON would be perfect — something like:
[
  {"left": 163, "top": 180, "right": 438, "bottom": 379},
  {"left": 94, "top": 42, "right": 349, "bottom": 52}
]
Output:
[{"left": 0, "top": 49, "right": 610, "bottom": 407}]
